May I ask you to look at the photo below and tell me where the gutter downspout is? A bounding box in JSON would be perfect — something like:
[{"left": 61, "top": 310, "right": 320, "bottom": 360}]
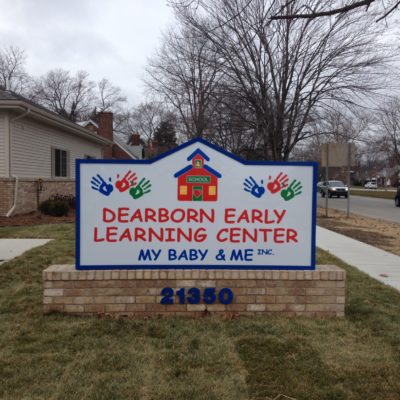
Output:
[{"left": 6, "top": 108, "right": 31, "bottom": 217}]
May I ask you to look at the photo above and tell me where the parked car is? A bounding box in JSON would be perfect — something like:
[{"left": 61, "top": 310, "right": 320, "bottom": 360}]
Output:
[
  {"left": 364, "top": 181, "right": 378, "bottom": 189},
  {"left": 395, "top": 186, "right": 400, "bottom": 207},
  {"left": 320, "top": 180, "right": 349, "bottom": 198}
]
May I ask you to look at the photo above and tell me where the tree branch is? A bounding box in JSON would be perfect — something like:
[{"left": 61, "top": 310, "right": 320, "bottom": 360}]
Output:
[
  {"left": 270, "top": 0, "right": 376, "bottom": 20},
  {"left": 376, "top": 0, "right": 400, "bottom": 21}
]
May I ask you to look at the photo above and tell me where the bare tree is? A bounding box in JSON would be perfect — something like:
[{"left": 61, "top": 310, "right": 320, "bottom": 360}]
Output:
[
  {"left": 171, "top": 0, "right": 390, "bottom": 160},
  {"left": 114, "top": 101, "right": 170, "bottom": 143},
  {"left": 270, "top": 0, "right": 400, "bottom": 22},
  {"left": 376, "top": 98, "right": 400, "bottom": 165},
  {"left": 204, "top": 87, "right": 262, "bottom": 157},
  {"left": 97, "top": 78, "right": 126, "bottom": 112},
  {"left": 292, "top": 108, "right": 370, "bottom": 160},
  {"left": 146, "top": 25, "right": 222, "bottom": 138},
  {"left": 316, "top": 109, "right": 370, "bottom": 143},
  {"left": 32, "top": 69, "right": 96, "bottom": 122},
  {"left": 0, "top": 46, "right": 31, "bottom": 93}
]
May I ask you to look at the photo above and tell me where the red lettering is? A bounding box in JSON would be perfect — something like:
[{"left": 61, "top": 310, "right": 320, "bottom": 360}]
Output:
[
  {"left": 259, "top": 228, "right": 273, "bottom": 242},
  {"left": 135, "top": 228, "right": 146, "bottom": 241},
  {"left": 93, "top": 227, "right": 105, "bottom": 242},
  {"left": 118, "top": 207, "right": 130, "bottom": 223},
  {"left": 187, "top": 208, "right": 199, "bottom": 223},
  {"left": 251, "top": 209, "right": 263, "bottom": 224},
  {"left": 144, "top": 208, "right": 157, "bottom": 222},
  {"left": 224, "top": 208, "right": 236, "bottom": 223},
  {"left": 102, "top": 208, "right": 116, "bottom": 223},
  {"left": 287, "top": 229, "right": 298, "bottom": 243},
  {"left": 129, "top": 209, "right": 143, "bottom": 223},
  {"left": 106, "top": 226, "right": 118, "bottom": 242},
  {"left": 194, "top": 228, "right": 207, "bottom": 242},
  {"left": 237, "top": 210, "right": 250, "bottom": 224},
  {"left": 176, "top": 227, "right": 192, "bottom": 242},
  {"left": 242, "top": 228, "right": 258, "bottom": 242},
  {"left": 274, "top": 209, "right": 286, "bottom": 224},
  {"left": 159, "top": 208, "right": 169, "bottom": 222},
  {"left": 216, "top": 228, "right": 229, "bottom": 242},
  {"left": 165, "top": 228, "right": 175, "bottom": 242},
  {"left": 200, "top": 208, "right": 215, "bottom": 223},
  {"left": 274, "top": 228, "right": 285, "bottom": 243},
  {"left": 230, "top": 228, "right": 242, "bottom": 243},
  {"left": 171, "top": 208, "right": 185, "bottom": 223},
  {"left": 148, "top": 227, "right": 163, "bottom": 242},
  {"left": 119, "top": 227, "right": 132, "bottom": 242}
]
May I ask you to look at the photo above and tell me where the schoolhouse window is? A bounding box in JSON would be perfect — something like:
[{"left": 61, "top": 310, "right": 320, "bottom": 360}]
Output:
[
  {"left": 180, "top": 185, "right": 188, "bottom": 195},
  {"left": 195, "top": 159, "right": 202, "bottom": 168},
  {"left": 52, "top": 148, "right": 69, "bottom": 177},
  {"left": 209, "top": 186, "right": 216, "bottom": 196}
]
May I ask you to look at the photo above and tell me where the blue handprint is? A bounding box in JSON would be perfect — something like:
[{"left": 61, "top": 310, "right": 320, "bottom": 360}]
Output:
[
  {"left": 243, "top": 176, "right": 265, "bottom": 199},
  {"left": 91, "top": 174, "right": 114, "bottom": 196}
]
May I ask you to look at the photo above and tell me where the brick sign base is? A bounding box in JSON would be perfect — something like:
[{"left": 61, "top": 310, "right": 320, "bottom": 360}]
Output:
[{"left": 43, "top": 265, "right": 345, "bottom": 318}]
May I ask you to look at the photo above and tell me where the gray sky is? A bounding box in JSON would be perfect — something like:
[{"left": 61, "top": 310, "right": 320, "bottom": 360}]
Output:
[
  {"left": 0, "top": 0, "right": 174, "bottom": 104},
  {"left": 1, "top": 0, "right": 399, "bottom": 106}
]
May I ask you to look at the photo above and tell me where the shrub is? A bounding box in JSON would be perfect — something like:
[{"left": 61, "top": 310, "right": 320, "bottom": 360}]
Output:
[
  {"left": 38, "top": 200, "right": 52, "bottom": 215},
  {"left": 39, "top": 199, "right": 69, "bottom": 217},
  {"left": 50, "top": 194, "right": 76, "bottom": 209}
]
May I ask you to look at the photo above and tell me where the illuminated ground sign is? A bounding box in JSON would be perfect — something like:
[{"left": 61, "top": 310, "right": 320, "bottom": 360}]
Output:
[{"left": 76, "top": 138, "right": 317, "bottom": 270}]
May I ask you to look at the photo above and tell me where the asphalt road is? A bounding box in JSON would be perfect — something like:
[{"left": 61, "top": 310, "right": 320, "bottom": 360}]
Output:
[{"left": 317, "top": 193, "right": 400, "bottom": 224}]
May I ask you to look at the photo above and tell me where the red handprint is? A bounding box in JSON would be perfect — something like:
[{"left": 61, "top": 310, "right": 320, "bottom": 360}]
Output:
[
  {"left": 267, "top": 172, "right": 289, "bottom": 194},
  {"left": 115, "top": 170, "right": 137, "bottom": 192}
]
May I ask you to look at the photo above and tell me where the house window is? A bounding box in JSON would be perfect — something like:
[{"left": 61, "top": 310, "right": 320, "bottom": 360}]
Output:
[
  {"left": 208, "top": 186, "right": 216, "bottom": 196},
  {"left": 53, "top": 148, "right": 69, "bottom": 177},
  {"left": 180, "top": 185, "right": 188, "bottom": 195}
]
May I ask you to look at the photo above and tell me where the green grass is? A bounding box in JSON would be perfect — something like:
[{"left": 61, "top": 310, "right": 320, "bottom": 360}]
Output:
[
  {"left": 1, "top": 223, "right": 400, "bottom": 399},
  {"left": 350, "top": 189, "right": 396, "bottom": 200}
]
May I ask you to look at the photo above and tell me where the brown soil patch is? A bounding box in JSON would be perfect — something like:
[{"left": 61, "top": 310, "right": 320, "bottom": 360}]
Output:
[
  {"left": 317, "top": 207, "right": 400, "bottom": 256},
  {"left": 0, "top": 210, "right": 75, "bottom": 227}
]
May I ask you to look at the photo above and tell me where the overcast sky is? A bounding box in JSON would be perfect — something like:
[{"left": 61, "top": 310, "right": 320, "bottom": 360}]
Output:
[
  {"left": 0, "top": 0, "right": 174, "bottom": 105},
  {"left": 1, "top": 1, "right": 399, "bottom": 107}
]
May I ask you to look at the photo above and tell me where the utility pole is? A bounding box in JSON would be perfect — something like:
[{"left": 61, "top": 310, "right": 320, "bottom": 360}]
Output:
[
  {"left": 325, "top": 143, "right": 329, "bottom": 218},
  {"left": 346, "top": 142, "right": 351, "bottom": 218}
]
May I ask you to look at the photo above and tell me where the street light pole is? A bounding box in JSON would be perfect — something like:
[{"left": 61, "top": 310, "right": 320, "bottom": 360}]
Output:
[{"left": 346, "top": 142, "right": 351, "bottom": 218}]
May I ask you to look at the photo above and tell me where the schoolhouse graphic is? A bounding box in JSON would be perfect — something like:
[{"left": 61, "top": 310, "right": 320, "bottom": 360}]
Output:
[{"left": 174, "top": 149, "right": 222, "bottom": 201}]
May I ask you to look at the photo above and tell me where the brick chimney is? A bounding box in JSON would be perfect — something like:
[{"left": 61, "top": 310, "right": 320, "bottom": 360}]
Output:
[
  {"left": 128, "top": 132, "right": 141, "bottom": 146},
  {"left": 97, "top": 112, "right": 113, "bottom": 158}
]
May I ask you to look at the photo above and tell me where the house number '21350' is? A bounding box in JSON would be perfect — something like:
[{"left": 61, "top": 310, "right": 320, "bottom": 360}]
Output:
[{"left": 160, "top": 287, "right": 234, "bottom": 305}]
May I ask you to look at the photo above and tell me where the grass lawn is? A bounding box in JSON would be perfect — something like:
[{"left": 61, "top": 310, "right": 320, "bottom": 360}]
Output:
[
  {"left": 350, "top": 189, "right": 396, "bottom": 200},
  {"left": 1, "top": 223, "right": 400, "bottom": 400}
]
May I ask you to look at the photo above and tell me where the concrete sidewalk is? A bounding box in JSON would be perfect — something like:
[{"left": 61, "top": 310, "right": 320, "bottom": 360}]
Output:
[
  {"left": 317, "top": 226, "right": 400, "bottom": 291},
  {"left": 0, "top": 239, "right": 51, "bottom": 265},
  {"left": 1, "top": 230, "right": 399, "bottom": 292}
]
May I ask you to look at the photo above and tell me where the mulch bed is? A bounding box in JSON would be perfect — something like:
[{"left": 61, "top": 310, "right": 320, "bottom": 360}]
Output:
[
  {"left": 0, "top": 210, "right": 75, "bottom": 227},
  {"left": 317, "top": 207, "right": 400, "bottom": 257}
]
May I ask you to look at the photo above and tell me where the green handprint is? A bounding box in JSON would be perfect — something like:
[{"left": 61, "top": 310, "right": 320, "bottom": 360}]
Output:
[
  {"left": 280, "top": 179, "right": 302, "bottom": 201},
  {"left": 129, "top": 177, "right": 152, "bottom": 200}
]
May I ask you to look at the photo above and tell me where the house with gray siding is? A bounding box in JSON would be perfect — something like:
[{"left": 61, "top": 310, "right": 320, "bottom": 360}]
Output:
[{"left": 0, "top": 87, "right": 113, "bottom": 216}]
